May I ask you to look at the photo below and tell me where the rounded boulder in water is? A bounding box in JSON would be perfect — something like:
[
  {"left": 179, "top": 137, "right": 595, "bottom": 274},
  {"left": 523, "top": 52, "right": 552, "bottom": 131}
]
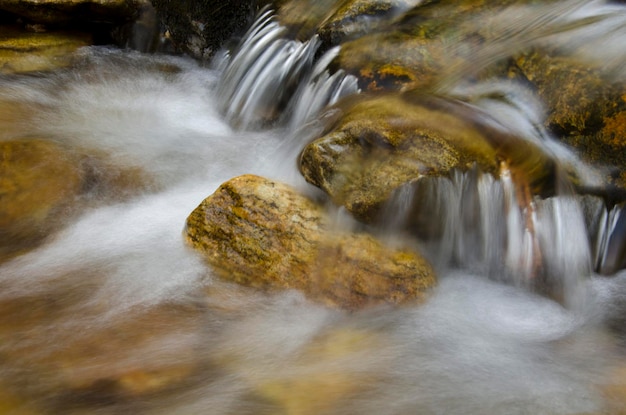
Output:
[{"left": 184, "top": 174, "right": 436, "bottom": 310}]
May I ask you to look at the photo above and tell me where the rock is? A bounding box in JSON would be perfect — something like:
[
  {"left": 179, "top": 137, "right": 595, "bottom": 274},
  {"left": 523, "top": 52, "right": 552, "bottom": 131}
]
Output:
[
  {"left": 185, "top": 174, "right": 436, "bottom": 310},
  {"left": 317, "top": 0, "right": 420, "bottom": 47},
  {"left": 0, "top": 137, "right": 151, "bottom": 263},
  {"left": 0, "top": 138, "right": 84, "bottom": 260},
  {"left": 299, "top": 93, "right": 555, "bottom": 223},
  {"left": 273, "top": 0, "right": 340, "bottom": 41},
  {"left": 0, "top": 25, "right": 91, "bottom": 74},
  {"left": 151, "top": 0, "right": 257, "bottom": 60},
  {"left": 0, "top": 0, "right": 146, "bottom": 25},
  {"left": 513, "top": 51, "right": 626, "bottom": 191},
  {"left": 330, "top": 0, "right": 526, "bottom": 92}
]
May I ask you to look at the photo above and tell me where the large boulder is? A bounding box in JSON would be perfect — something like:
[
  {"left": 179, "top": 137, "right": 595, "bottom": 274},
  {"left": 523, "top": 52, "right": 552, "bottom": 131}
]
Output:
[
  {"left": 185, "top": 174, "right": 436, "bottom": 310},
  {"left": 299, "top": 92, "right": 555, "bottom": 224}
]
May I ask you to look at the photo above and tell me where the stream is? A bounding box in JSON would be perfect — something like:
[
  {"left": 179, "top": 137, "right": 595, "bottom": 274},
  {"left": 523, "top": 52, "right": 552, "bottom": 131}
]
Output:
[{"left": 1, "top": 3, "right": 626, "bottom": 414}]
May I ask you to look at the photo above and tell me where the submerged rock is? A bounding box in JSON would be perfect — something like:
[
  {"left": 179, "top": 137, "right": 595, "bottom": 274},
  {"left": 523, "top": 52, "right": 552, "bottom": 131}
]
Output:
[
  {"left": 185, "top": 174, "right": 436, "bottom": 310},
  {"left": 0, "top": 137, "right": 153, "bottom": 262},
  {"left": 0, "top": 139, "right": 84, "bottom": 260},
  {"left": 299, "top": 93, "right": 554, "bottom": 223},
  {"left": 0, "top": 25, "right": 91, "bottom": 74},
  {"left": 0, "top": 290, "right": 203, "bottom": 401}
]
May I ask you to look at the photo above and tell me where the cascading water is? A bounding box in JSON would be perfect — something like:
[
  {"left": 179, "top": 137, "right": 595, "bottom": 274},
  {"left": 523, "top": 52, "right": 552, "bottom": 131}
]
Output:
[
  {"left": 1, "top": 3, "right": 626, "bottom": 415},
  {"left": 215, "top": 8, "right": 359, "bottom": 130}
]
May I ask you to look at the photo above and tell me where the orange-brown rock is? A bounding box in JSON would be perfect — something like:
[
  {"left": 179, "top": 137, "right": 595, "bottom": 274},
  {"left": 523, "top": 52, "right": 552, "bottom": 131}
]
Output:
[
  {"left": 185, "top": 174, "right": 436, "bottom": 310},
  {"left": 0, "top": 138, "right": 84, "bottom": 260}
]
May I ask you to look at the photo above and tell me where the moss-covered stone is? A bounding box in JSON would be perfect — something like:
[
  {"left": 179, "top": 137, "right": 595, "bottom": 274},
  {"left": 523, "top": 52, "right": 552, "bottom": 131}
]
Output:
[
  {"left": 0, "top": 25, "right": 91, "bottom": 74},
  {"left": 185, "top": 174, "right": 436, "bottom": 310},
  {"left": 274, "top": 0, "right": 343, "bottom": 41}
]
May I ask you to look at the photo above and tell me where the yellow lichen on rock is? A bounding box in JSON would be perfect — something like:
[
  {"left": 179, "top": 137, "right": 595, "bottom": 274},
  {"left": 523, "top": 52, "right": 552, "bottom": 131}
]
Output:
[{"left": 185, "top": 174, "right": 436, "bottom": 310}]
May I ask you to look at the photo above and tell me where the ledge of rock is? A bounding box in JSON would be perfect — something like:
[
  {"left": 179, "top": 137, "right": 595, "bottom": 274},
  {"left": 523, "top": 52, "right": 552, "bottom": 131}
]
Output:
[
  {"left": 0, "top": 25, "right": 91, "bottom": 74},
  {"left": 0, "top": 0, "right": 146, "bottom": 25},
  {"left": 184, "top": 174, "right": 436, "bottom": 310}
]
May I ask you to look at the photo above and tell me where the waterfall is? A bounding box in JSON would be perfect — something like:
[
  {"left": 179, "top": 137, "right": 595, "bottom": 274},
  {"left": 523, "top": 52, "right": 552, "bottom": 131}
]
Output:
[{"left": 215, "top": 8, "right": 359, "bottom": 130}]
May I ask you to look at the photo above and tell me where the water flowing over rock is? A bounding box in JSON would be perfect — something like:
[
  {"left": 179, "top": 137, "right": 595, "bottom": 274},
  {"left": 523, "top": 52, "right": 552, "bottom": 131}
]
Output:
[
  {"left": 2, "top": 1, "right": 626, "bottom": 414},
  {"left": 514, "top": 50, "right": 626, "bottom": 191},
  {"left": 185, "top": 174, "right": 436, "bottom": 310},
  {"left": 0, "top": 139, "right": 84, "bottom": 261},
  {"left": 216, "top": 8, "right": 359, "bottom": 129},
  {"left": 299, "top": 92, "right": 557, "bottom": 223}
]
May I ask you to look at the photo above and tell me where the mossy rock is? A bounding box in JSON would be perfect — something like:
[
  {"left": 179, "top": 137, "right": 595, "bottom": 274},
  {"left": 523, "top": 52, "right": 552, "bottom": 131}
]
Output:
[
  {"left": 0, "top": 138, "right": 84, "bottom": 260},
  {"left": 299, "top": 92, "right": 556, "bottom": 223},
  {"left": 185, "top": 174, "right": 436, "bottom": 310},
  {"left": 273, "top": 0, "right": 342, "bottom": 41},
  {"left": 0, "top": 25, "right": 91, "bottom": 74}
]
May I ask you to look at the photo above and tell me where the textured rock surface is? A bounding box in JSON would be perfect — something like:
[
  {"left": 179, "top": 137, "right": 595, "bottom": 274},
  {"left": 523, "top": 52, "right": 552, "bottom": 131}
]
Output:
[{"left": 185, "top": 174, "right": 436, "bottom": 310}]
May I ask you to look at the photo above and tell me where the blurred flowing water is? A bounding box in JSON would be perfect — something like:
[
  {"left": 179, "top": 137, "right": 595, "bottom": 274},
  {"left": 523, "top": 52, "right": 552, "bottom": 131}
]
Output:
[{"left": 0, "top": 2, "right": 626, "bottom": 414}]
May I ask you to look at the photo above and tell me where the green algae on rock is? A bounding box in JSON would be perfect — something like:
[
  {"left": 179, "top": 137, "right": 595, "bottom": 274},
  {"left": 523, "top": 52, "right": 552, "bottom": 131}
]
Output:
[{"left": 184, "top": 174, "right": 436, "bottom": 310}]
